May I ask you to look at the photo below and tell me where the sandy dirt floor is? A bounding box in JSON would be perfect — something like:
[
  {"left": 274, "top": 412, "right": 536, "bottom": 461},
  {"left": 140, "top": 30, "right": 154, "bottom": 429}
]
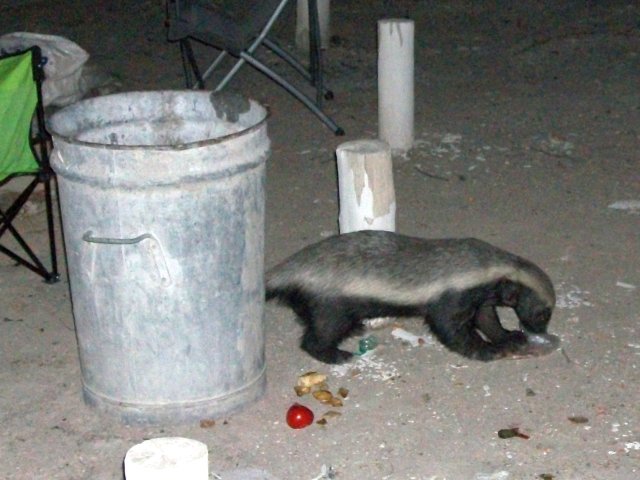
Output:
[{"left": 1, "top": 1, "right": 639, "bottom": 479}]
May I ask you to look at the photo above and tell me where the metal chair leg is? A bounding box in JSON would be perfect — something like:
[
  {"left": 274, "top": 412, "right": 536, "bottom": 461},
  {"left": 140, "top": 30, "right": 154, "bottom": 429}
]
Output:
[
  {"left": 180, "top": 39, "right": 204, "bottom": 89},
  {"left": 240, "top": 52, "right": 344, "bottom": 135},
  {"left": 262, "top": 38, "right": 334, "bottom": 100},
  {"left": 0, "top": 177, "right": 56, "bottom": 281},
  {"left": 43, "top": 177, "right": 60, "bottom": 282},
  {"left": 308, "top": 0, "right": 324, "bottom": 106}
]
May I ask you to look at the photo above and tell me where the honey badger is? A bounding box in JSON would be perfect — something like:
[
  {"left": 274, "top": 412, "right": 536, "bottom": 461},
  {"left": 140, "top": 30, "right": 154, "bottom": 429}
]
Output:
[{"left": 266, "top": 230, "right": 556, "bottom": 364}]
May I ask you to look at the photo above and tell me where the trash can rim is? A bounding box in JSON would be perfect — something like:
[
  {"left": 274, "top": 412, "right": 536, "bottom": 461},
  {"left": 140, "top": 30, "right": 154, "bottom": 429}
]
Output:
[{"left": 49, "top": 90, "right": 270, "bottom": 152}]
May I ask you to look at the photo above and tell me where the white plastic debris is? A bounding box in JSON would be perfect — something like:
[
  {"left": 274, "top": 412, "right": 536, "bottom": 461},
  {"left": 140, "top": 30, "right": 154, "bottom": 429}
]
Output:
[
  {"left": 474, "top": 471, "right": 510, "bottom": 480},
  {"left": 556, "top": 283, "right": 592, "bottom": 308},
  {"left": 363, "top": 316, "right": 395, "bottom": 329},
  {"left": 309, "top": 465, "right": 336, "bottom": 480},
  {"left": 0, "top": 32, "right": 89, "bottom": 106},
  {"left": 331, "top": 352, "right": 399, "bottom": 381},
  {"left": 608, "top": 200, "right": 640, "bottom": 214},
  {"left": 624, "top": 441, "right": 640, "bottom": 452},
  {"left": 391, "top": 327, "right": 433, "bottom": 347},
  {"left": 124, "top": 437, "right": 208, "bottom": 480},
  {"left": 218, "top": 469, "right": 281, "bottom": 480},
  {"left": 616, "top": 281, "right": 637, "bottom": 290}
]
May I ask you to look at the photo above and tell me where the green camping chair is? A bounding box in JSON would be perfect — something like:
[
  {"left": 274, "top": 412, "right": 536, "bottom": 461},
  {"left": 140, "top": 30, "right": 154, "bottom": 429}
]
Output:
[{"left": 0, "top": 46, "right": 59, "bottom": 282}]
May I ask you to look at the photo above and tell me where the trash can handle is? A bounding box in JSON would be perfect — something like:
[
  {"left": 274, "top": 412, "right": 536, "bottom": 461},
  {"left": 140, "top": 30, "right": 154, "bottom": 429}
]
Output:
[
  {"left": 82, "top": 231, "right": 171, "bottom": 286},
  {"left": 83, "top": 231, "right": 152, "bottom": 244}
]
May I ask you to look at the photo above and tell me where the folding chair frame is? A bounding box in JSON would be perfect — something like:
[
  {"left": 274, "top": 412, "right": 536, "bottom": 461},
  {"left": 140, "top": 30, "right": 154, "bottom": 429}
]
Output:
[
  {"left": 0, "top": 46, "right": 60, "bottom": 283},
  {"left": 168, "top": 0, "right": 344, "bottom": 135}
]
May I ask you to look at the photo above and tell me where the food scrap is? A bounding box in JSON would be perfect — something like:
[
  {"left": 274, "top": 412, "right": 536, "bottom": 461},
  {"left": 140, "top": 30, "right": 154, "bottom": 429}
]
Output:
[
  {"left": 295, "top": 371, "right": 327, "bottom": 396},
  {"left": 199, "top": 419, "right": 216, "bottom": 428},
  {"left": 295, "top": 371, "right": 347, "bottom": 407},
  {"left": 291, "top": 371, "right": 349, "bottom": 427},
  {"left": 316, "top": 411, "right": 342, "bottom": 426},
  {"left": 322, "top": 411, "right": 342, "bottom": 418},
  {"left": 568, "top": 415, "right": 589, "bottom": 424},
  {"left": 313, "top": 389, "right": 333, "bottom": 403},
  {"left": 497, "top": 427, "right": 530, "bottom": 439},
  {"left": 286, "top": 404, "right": 314, "bottom": 429},
  {"left": 313, "top": 389, "right": 343, "bottom": 407}
]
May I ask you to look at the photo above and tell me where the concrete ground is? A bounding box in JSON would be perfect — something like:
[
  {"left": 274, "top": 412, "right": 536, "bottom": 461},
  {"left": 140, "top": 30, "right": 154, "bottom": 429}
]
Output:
[{"left": 1, "top": 1, "right": 639, "bottom": 479}]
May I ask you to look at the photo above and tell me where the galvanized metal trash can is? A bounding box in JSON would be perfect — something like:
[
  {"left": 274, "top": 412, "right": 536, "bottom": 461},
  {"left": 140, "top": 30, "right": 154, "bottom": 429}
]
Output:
[{"left": 49, "top": 91, "right": 269, "bottom": 424}]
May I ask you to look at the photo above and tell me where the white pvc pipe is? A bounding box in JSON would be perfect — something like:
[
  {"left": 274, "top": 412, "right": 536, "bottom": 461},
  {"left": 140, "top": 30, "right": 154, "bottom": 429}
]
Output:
[
  {"left": 378, "top": 18, "right": 415, "bottom": 153},
  {"left": 296, "top": 0, "right": 331, "bottom": 52},
  {"left": 124, "top": 437, "right": 208, "bottom": 480},
  {"left": 336, "top": 139, "right": 396, "bottom": 233}
]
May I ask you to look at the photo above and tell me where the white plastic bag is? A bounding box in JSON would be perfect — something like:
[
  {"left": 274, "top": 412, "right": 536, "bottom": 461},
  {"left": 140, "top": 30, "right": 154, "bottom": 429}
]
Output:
[{"left": 0, "top": 32, "right": 89, "bottom": 107}]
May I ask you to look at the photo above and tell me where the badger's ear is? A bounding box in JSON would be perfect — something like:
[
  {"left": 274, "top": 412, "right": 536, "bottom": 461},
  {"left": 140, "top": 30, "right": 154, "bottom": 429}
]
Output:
[{"left": 498, "top": 279, "right": 520, "bottom": 307}]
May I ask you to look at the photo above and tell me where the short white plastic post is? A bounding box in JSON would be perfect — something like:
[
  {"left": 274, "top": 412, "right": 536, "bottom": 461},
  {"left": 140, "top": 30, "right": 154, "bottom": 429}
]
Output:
[
  {"left": 124, "top": 437, "right": 208, "bottom": 480},
  {"left": 378, "top": 18, "right": 415, "bottom": 153},
  {"left": 296, "top": 0, "right": 331, "bottom": 52},
  {"left": 336, "top": 139, "right": 396, "bottom": 233}
]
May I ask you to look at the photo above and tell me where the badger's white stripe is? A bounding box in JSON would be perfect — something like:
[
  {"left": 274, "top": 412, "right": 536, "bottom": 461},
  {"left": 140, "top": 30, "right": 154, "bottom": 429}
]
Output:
[{"left": 285, "top": 264, "right": 555, "bottom": 308}]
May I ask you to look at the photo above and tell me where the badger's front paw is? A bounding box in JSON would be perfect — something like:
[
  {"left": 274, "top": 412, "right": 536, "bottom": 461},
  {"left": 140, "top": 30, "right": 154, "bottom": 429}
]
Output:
[
  {"left": 506, "top": 332, "right": 561, "bottom": 359},
  {"left": 303, "top": 343, "right": 354, "bottom": 364}
]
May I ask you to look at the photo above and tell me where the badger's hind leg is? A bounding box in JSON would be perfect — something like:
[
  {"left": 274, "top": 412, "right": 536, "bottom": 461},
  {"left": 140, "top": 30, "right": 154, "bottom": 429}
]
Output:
[
  {"left": 299, "top": 299, "right": 362, "bottom": 364},
  {"left": 427, "top": 302, "right": 527, "bottom": 361}
]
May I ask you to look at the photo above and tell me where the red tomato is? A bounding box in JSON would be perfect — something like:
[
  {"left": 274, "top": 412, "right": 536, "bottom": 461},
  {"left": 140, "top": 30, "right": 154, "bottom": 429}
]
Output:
[{"left": 286, "top": 404, "right": 314, "bottom": 429}]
